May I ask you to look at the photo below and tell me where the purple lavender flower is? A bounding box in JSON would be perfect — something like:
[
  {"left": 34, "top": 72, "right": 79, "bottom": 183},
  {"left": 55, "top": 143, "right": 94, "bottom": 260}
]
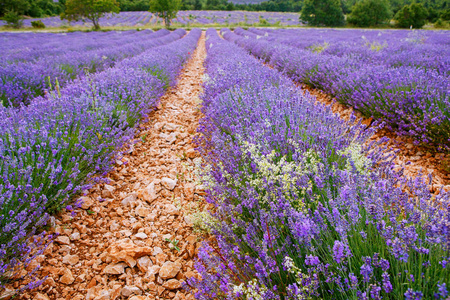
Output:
[
  {"left": 332, "top": 240, "right": 349, "bottom": 264},
  {"left": 405, "top": 288, "right": 424, "bottom": 300}
]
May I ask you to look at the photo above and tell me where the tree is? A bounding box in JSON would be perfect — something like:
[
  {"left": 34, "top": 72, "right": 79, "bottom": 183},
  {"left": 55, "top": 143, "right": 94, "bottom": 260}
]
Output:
[
  {"left": 0, "top": 0, "right": 29, "bottom": 28},
  {"left": 193, "top": 0, "right": 202, "bottom": 10},
  {"left": 61, "top": 0, "right": 120, "bottom": 30},
  {"left": 0, "top": 0, "right": 29, "bottom": 17},
  {"left": 347, "top": 0, "right": 392, "bottom": 27},
  {"left": 394, "top": 3, "right": 429, "bottom": 28},
  {"left": 149, "top": 0, "right": 181, "bottom": 28},
  {"left": 301, "top": 0, "right": 345, "bottom": 26}
]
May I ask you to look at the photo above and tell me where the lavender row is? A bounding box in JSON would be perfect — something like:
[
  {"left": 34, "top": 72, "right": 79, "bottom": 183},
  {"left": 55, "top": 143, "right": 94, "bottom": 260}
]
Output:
[
  {"left": 0, "top": 30, "right": 155, "bottom": 64},
  {"left": 0, "top": 29, "right": 182, "bottom": 107},
  {"left": 223, "top": 28, "right": 450, "bottom": 151},
  {"left": 0, "top": 28, "right": 201, "bottom": 290},
  {"left": 186, "top": 29, "right": 449, "bottom": 299}
]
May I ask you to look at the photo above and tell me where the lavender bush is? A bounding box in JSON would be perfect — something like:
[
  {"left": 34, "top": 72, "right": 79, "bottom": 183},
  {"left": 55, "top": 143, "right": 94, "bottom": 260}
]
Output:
[
  {"left": 0, "top": 28, "right": 201, "bottom": 291},
  {"left": 223, "top": 28, "right": 450, "bottom": 152},
  {"left": 186, "top": 28, "right": 450, "bottom": 300}
]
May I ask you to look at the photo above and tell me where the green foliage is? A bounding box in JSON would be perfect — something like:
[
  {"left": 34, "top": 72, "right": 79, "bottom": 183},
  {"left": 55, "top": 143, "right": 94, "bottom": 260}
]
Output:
[
  {"left": 3, "top": 11, "right": 24, "bottom": 28},
  {"left": 31, "top": 20, "right": 46, "bottom": 28},
  {"left": 441, "top": 8, "right": 450, "bottom": 20},
  {"left": 434, "top": 17, "right": 448, "bottom": 27},
  {"left": 301, "top": 0, "right": 345, "bottom": 26},
  {"left": 0, "top": 0, "right": 29, "bottom": 17},
  {"left": 117, "top": 0, "right": 150, "bottom": 11},
  {"left": 348, "top": 0, "right": 392, "bottom": 27},
  {"left": 394, "top": 3, "right": 429, "bottom": 28},
  {"left": 1, "top": 0, "right": 64, "bottom": 19},
  {"left": 148, "top": 0, "right": 181, "bottom": 28},
  {"left": 234, "top": 0, "right": 303, "bottom": 12},
  {"left": 62, "top": 0, "right": 120, "bottom": 30}
]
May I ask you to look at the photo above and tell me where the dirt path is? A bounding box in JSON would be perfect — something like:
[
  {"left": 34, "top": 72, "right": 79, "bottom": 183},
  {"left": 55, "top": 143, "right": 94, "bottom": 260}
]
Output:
[{"left": 18, "top": 32, "right": 207, "bottom": 300}]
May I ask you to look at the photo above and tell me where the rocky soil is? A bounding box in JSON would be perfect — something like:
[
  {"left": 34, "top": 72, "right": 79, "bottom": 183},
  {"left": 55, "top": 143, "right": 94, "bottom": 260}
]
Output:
[{"left": 13, "top": 32, "right": 208, "bottom": 300}]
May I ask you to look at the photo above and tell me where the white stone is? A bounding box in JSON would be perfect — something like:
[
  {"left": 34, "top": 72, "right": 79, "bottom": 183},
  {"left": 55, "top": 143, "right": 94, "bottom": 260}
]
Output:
[
  {"left": 161, "top": 177, "right": 177, "bottom": 190},
  {"left": 135, "top": 232, "right": 148, "bottom": 240}
]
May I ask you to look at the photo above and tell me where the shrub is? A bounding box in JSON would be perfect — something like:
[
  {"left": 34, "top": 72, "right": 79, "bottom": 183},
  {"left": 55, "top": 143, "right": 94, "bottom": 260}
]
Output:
[
  {"left": 347, "top": 0, "right": 392, "bottom": 27},
  {"left": 3, "top": 11, "right": 23, "bottom": 28},
  {"left": 31, "top": 20, "right": 46, "bottom": 28},
  {"left": 395, "top": 3, "right": 429, "bottom": 29},
  {"left": 301, "top": 0, "right": 345, "bottom": 26}
]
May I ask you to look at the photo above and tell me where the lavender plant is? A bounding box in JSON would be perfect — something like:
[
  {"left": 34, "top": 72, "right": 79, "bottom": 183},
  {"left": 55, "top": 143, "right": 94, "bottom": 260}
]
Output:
[
  {"left": 0, "top": 28, "right": 201, "bottom": 291},
  {"left": 186, "top": 29, "right": 450, "bottom": 300}
]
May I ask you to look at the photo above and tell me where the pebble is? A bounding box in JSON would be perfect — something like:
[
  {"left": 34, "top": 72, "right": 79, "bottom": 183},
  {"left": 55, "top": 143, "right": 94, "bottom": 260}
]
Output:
[
  {"left": 163, "top": 279, "right": 181, "bottom": 290},
  {"left": 161, "top": 177, "right": 178, "bottom": 190},
  {"left": 62, "top": 254, "right": 79, "bottom": 265},
  {"left": 135, "top": 232, "right": 148, "bottom": 240},
  {"left": 121, "top": 285, "right": 142, "bottom": 297},
  {"left": 103, "top": 263, "right": 126, "bottom": 275},
  {"left": 55, "top": 236, "right": 70, "bottom": 245},
  {"left": 159, "top": 261, "right": 181, "bottom": 279},
  {"left": 59, "top": 268, "right": 74, "bottom": 285}
]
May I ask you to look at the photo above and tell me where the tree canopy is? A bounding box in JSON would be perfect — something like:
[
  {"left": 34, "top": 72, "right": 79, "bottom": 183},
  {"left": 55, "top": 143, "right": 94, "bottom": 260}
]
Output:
[
  {"left": 394, "top": 2, "right": 429, "bottom": 28},
  {"left": 149, "top": 0, "right": 182, "bottom": 28},
  {"left": 301, "top": 0, "right": 345, "bottom": 26},
  {"left": 61, "top": 0, "right": 120, "bottom": 30},
  {"left": 347, "top": 0, "right": 392, "bottom": 27}
]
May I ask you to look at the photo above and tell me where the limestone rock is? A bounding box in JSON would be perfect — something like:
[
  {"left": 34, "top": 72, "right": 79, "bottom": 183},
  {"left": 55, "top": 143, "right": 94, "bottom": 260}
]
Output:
[
  {"left": 121, "top": 285, "right": 142, "bottom": 297},
  {"left": 142, "top": 182, "right": 158, "bottom": 203},
  {"left": 62, "top": 254, "right": 79, "bottom": 265},
  {"left": 163, "top": 279, "right": 181, "bottom": 290},
  {"left": 106, "top": 241, "right": 152, "bottom": 268},
  {"left": 137, "top": 256, "right": 152, "bottom": 273},
  {"left": 103, "top": 263, "right": 127, "bottom": 275},
  {"left": 161, "top": 177, "right": 177, "bottom": 190},
  {"left": 79, "top": 196, "right": 94, "bottom": 210},
  {"left": 55, "top": 236, "right": 70, "bottom": 245},
  {"left": 135, "top": 232, "right": 148, "bottom": 240},
  {"left": 102, "top": 184, "right": 115, "bottom": 198},
  {"left": 122, "top": 193, "right": 137, "bottom": 206},
  {"left": 159, "top": 261, "right": 181, "bottom": 279},
  {"left": 60, "top": 268, "right": 74, "bottom": 285},
  {"left": 166, "top": 204, "right": 180, "bottom": 215},
  {"left": 135, "top": 205, "right": 151, "bottom": 218},
  {"left": 34, "top": 293, "right": 50, "bottom": 300}
]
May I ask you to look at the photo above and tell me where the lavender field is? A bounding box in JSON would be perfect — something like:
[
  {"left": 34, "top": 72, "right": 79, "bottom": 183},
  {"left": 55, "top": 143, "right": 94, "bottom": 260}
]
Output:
[
  {"left": 0, "top": 27, "right": 449, "bottom": 299},
  {"left": 0, "top": 11, "right": 302, "bottom": 29}
]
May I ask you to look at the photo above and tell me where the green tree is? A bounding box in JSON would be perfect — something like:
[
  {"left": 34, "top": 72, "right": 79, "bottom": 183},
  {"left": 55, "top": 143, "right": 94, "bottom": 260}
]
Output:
[
  {"left": 0, "top": 0, "right": 29, "bottom": 28},
  {"left": 301, "top": 0, "right": 345, "bottom": 26},
  {"left": 0, "top": 0, "right": 29, "bottom": 17},
  {"left": 3, "top": 11, "right": 23, "bottom": 28},
  {"left": 348, "top": 0, "right": 392, "bottom": 27},
  {"left": 394, "top": 2, "right": 429, "bottom": 28},
  {"left": 149, "top": 0, "right": 181, "bottom": 28},
  {"left": 61, "top": 0, "right": 120, "bottom": 30},
  {"left": 193, "top": 0, "right": 202, "bottom": 10}
]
